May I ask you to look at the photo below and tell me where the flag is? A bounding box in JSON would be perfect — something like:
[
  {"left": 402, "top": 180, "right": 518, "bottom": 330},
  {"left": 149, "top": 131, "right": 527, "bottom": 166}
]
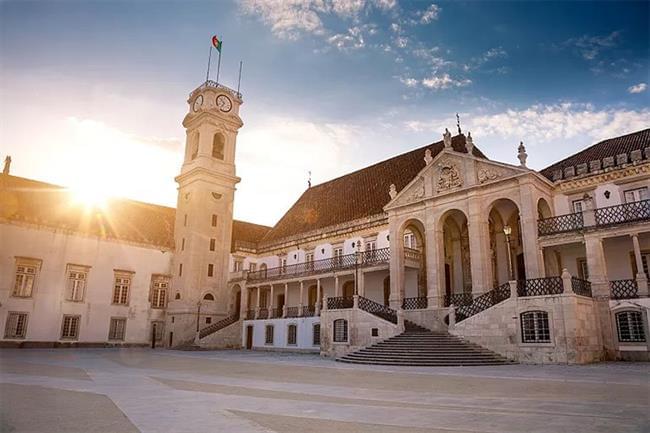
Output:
[{"left": 212, "top": 35, "right": 222, "bottom": 53}]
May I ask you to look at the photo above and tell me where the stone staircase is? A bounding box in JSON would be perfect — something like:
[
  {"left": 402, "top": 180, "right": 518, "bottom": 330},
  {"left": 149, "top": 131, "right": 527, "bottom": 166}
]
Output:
[{"left": 337, "top": 322, "right": 513, "bottom": 366}]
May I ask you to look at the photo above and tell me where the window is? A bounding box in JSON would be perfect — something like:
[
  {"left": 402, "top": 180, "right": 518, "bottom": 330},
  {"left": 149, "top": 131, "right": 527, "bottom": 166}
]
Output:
[
  {"left": 206, "top": 317, "right": 212, "bottom": 324},
  {"left": 312, "top": 324, "right": 321, "bottom": 346},
  {"left": 152, "top": 321, "right": 164, "bottom": 342},
  {"left": 61, "top": 315, "right": 80, "bottom": 340},
  {"left": 333, "top": 319, "right": 348, "bottom": 342},
  {"left": 577, "top": 258, "right": 589, "bottom": 280},
  {"left": 234, "top": 260, "right": 243, "bottom": 272},
  {"left": 179, "top": 263, "right": 183, "bottom": 276},
  {"left": 572, "top": 199, "right": 585, "bottom": 213},
  {"left": 212, "top": 133, "right": 225, "bottom": 160},
  {"left": 616, "top": 311, "right": 646, "bottom": 342},
  {"left": 265, "top": 325, "right": 274, "bottom": 345},
  {"left": 305, "top": 252, "right": 314, "bottom": 263},
  {"left": 184, "top": 214, "right": 188, "bottom": 226},
  {"left": 624, "top": 187, "right": 648, "bottom": 203},
  {"left": 66, "top": 265, "right": 89, "bottom": 302},
  {"left": 260, "top": 263, "right": 267, "bottom": 277},
  {"left": 203, "top": 293, "right": 215, "bottom": 301},
  {"left": 260, "top": 290, "right": 268, "bottom": 308},
  {"left": 151, "top": 277, "right": 169, "bottom": 309},
  {"left": 108, "top": 317, "right": 126, "bottom": 341},
  {"left": 520, "top": 311, "right": 550, "bottom": 343},
  {"left": 333, "top": 247, "right": 343, "bottom": 266},
  {"left": 211, "top": 214, "right": 218, "bottom": 227},
  {"left": 279, "top": 258, "right": 287, "bottom": 273},
  {"left": 209, "top": 238, "right": 216, "bottom": 251},
  {"left": 365, "top": 241, "right": 376, "bottom": 251},
  {"left": 4, "top": 312, "right": 28, "bottom": 339},
  {"left": 287, "top": 324, "right": 297, "bottom": 345},
  {"left": 13, "top": 258, "right": 40, "bottom": 297},
  {"left": 371, "top": 328, "right": 379, "bottom": 337},
  {"left": 404, "top": 232, "right": 417, "bottom": 249},
  {"left": 249, "top": 263, "right": 257, "bottom": 272},
  {"left": 208, "top": 264, "right": 214, "bottom": 277},
  {"left": 112, "top": 273, "right": 131, "bottom": 305},
  {"left": 181, "top": 238, "right": 185, "bottom": 251}
]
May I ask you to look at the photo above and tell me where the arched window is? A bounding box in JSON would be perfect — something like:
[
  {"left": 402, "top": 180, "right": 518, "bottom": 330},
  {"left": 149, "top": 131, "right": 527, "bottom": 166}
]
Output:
[
  {"left": 203, "top": 293, "right": 215, "bottom": 301},
  {"left": 287, "top": 324, "right": 297, "bottom": 345},
  {"left": 265, "top": 325, "right": 274, "bottom": 345},
  {"left": 333, "top": 319, "right": 348, "bottom": 342},
  {"left": 212, "top": 133, "right": 225, "bottom": 160},
  {"left": 312, "top": 324, "right": 321, "bottom": 346},
  {"left": 616, "top": 311, "right": 646, "bottom": 342},
  {"left": 520, "top": 311, "right": 550, "bottom": 343}
]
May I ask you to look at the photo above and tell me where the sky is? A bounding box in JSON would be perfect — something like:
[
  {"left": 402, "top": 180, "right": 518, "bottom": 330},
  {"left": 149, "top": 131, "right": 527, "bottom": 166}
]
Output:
[{"left": 1, "top": 0, "right": 649, "bottom": 226}]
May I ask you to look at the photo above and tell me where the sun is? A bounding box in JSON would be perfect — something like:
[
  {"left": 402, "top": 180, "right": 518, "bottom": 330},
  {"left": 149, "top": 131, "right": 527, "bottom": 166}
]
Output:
[{"left": 69, "top": 182, "right": 112, "bottom": 209}]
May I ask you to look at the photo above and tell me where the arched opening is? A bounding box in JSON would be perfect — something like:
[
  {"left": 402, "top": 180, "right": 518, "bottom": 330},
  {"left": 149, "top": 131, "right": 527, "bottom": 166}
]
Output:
[
  {"left": 441, "top": 210, "right": 471, "bottom": 303},
  {"left": 342, "top": 281, "right": 354, "bottom": 298},
  {"left": 307, "top": 284, "right": 318, "bottom": 313},
  {"left": 231, "top": 284, "right": 242, "bottom": 317},
  {"left": 399, "top": 219, "right": 427, "bottom": 300},
  {"left": 203, "top": 293, "right": 215, "bottom": 301},
  {"left": 212, "top": 133, "right": 225, "bottom": 160},
  {"left": 383, "top": 276, "right": 390, "bottom": 306},
  {"left": 537, "top": 198, "right": 552, "bottom": 220},
  {"left": 488, "top": 198, "right": 525, "bottom": 284}
]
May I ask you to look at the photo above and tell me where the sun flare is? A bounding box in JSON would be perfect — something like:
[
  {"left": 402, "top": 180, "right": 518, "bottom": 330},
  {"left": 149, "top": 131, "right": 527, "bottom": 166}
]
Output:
[{"left": 69, "top": 182, "right": 112, "bottom": 209}]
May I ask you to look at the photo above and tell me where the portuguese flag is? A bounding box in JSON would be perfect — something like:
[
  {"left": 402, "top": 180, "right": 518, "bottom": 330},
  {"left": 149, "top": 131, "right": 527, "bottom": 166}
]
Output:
[{"left": 212, "top": 35, "right": 222, "bottom": 53}]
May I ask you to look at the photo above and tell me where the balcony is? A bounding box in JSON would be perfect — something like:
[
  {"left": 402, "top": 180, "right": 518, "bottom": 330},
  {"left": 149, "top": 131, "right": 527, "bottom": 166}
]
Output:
[
  {"left": 247, "top": 248, "right": 390, "bottom": 283},
  {"left": 537, "top": 199, "right": 650, "bottom": 236}
]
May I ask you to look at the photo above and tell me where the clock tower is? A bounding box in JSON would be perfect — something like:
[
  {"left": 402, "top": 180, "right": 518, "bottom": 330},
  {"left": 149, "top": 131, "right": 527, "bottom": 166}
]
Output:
[{"left": 166, "top": 81, "right": 243, "bottom": 347}]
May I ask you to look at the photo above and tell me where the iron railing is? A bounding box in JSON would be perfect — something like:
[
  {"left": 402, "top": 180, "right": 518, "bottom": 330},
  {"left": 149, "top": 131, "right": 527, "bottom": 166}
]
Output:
[
  {"left": 198, "top": 313, "right": 240, "bottom": 339},
  {"left": 301, "top": 306, "right": 316, "bottom": 317},
  {"left": 610, "top": 279, "right": 639, "bottom": 299},
  {"left": 257, "top": 308, "right": 269, "bottom": 319},
  {"left": 358, "top": 296, "right": 398, "bottom": 324},
  {"left": 327, "top": 296, "right": 354, "bottom": 309},
  {"left": 444, "top": 293, "right": 474, "bottom": 307},
  {"left": 595, "top": 200, "right": 650, "bottom": 227},
  {"left": 402, "top": 296, "right": 428, "bottom": 310},
  {"left": 537, "top": 212, "right": 584, "bottom": 236},
  {"left": 285, "top": 306, "right": 300, "bottom": 318},
  {"left": 245, "top": 309, "right": 255, "bottom": 320},
  {"left": 270, "top": 308, "right": 282, "bottom": 319},
  {"left": 571, "top": 277, "right": 592, "bottom": 297},
  {"left": 517, "top": 277, "right": 563, "bottom": 297},
  {"left": 456, "top": 283, "right": 511, "bottom": 323},
  {"left": 247, "top": 248, "right": 390, "bottom": 282},
  {"left": 190, "top": 80, "right": 242, "bottom": 100}
]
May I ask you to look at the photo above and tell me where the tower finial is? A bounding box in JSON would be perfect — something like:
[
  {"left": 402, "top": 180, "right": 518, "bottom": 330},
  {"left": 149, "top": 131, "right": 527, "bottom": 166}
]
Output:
[
  {"left": 307, "top": 170, "right": 312, "bottom": 189},
  {"left": 456, "top": 113, "right": 462, "bottom": 135},
  {"left": 518, "top": 141, "right": 528, "bottom": 167},
  {"left": 3, "top": 155, "right": 11, "bottom": 175}
]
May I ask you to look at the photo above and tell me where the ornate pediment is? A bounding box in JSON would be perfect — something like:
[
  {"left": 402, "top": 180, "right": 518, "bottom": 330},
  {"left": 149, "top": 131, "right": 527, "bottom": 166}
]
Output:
[{"left": 436, "top": 158, "right": 463, "bottom": 192}]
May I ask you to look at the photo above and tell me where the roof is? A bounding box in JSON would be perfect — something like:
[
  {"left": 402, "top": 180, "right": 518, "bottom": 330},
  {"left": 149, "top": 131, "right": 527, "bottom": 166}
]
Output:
[
  {"left": 260, "top": 133, "right": 485, "bottom": 244},
  {"left": 0, "top": 174, "right": 270, "bottom": 251},
  {"left": 541, "top": 128, "right": 650, "bottom": 180}
]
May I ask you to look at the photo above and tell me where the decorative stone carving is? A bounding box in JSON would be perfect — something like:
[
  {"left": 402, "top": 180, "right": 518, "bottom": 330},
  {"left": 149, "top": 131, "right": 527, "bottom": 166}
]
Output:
[
  {"left": 630, "top": 149, "right": 642, "bottom": 162},
  {"left": 443, "top": 128, "right": 452, "bottom": 148},
  {"left": 466, "top": 132, "right": 474, "bottom": 154},
  {"left": 552, "top": 169, "right": 563, "bottom": 181},
  {"left": 616, "top": 153, "right": 628, "bottom": 166},
  {"left": 424, "top": 149, "right": 433, "bottom": 165},
  {"left": 589, "top": 160, "right": 602, "bottom": 172},
  {"left": 437, "top": 160, "right": 463, "bottom": 191},
  {"left": 389, "top": 183, "right": 397, "bottom": 200},
  {"left": 576, "top": 163, "right": 588, "bottom": 175},
  {"left": 405, "top": 179, "right": 425, "bottom": 202},
  {"left": 564, "top": 166, "right": 576, "bottom": 178},
  {"left": 211, "top": 192, "right": 222, "bottom": 200},
  {"left": 517, "top": 141, "right": 528, "bottom": 167},
  {"left": 477, "top": 167, "right": 502, "bottom": 184},
  {"left": 644, "top": 147, "right": 650, "bottom": 160},
  {"left": 602, "top": 156, "right": 614, "bottom": 168}
]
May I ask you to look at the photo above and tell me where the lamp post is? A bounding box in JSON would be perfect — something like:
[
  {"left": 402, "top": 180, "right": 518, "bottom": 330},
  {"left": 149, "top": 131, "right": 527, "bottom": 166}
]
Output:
[
  {"left": 503, "top": 225, "right": 515, "bottom": 281},
  {"left": 196, "top": 300, "right": 202, "bottom": 333}
]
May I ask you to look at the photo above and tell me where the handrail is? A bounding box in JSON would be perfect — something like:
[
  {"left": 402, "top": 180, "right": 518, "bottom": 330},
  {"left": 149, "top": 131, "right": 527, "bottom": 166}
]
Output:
[
  {"left": 537, "top": 212, "right": 584, "bottom": 236},
  {"left": 455, "top": 283, "right": 510, "bottom": 323},
  {"left": 198, "top": 313, "right": 240, "bottom": 339},
  {"left": 571, "top": 277, "right": 592, "bottom": 297},
  {"left": 358, "top": 296, "right": 398, "bottom": 324},
  {"left": 327, "top": 296, "right": 353, "bottom": 309},
  {"left": 517, "top": 277, "right": 563, "bottom": 297},
  {"left": 402, "top": 296, "right": 427, "bottom": 310}
]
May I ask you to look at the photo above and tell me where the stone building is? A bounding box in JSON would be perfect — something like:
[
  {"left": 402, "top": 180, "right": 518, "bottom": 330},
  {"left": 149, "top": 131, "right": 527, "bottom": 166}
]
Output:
[{"left": 1, "top": 80, "right": 648, "bottom": 364}]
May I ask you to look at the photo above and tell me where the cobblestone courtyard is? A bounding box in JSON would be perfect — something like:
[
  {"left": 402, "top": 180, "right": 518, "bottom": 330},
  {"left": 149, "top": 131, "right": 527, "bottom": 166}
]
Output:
[{"left": 0, "top": 349, "right": 648, "bottom": 433}]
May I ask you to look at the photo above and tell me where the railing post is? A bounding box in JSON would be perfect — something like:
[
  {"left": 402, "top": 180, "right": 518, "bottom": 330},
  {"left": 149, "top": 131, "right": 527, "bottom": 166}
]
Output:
[
  {"left": 397, "top": 309, "right": 405, "bottom": 333},
  {"left": 321, "top": 296, "right": 328, "bottom": 312},
  {"left": 561, "top": 269, "right": 573, "bottom": 294},
  {"left": 509, "top": 280, "right": 518, "bottom": 299},
  {"left": 448, "top": 305, "right": 456, "bottom": 330},
  {"left": 353, "top": 294, "right": 359, "bottom": 309},
  {"left": 315, "top": 279, "right": 322, "bottom": 316},
  {"left": 298, "top": 280, "right": 304, "bottom": 316},
  {"left": 282, "top": 305, "right": 287, "bottom": 318}
]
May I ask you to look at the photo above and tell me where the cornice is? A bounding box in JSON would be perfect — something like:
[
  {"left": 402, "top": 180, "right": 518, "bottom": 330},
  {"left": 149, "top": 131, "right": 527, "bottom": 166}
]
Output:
[{"left": 557, "top": 162, "right": 650, "bottom": 193}]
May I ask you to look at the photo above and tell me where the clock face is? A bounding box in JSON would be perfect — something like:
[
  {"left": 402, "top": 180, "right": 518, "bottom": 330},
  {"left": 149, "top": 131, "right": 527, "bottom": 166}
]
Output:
[
  {"left": 216, "top": 94, "right": 232, "bottom": 112},
  {"left": 192, "top": 95, "right": 203, "bottom": 112}
]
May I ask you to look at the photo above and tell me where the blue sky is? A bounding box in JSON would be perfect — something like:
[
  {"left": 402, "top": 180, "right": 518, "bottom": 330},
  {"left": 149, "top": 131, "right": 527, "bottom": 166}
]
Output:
[{"left": 1, "top": 1, "right": 648, "bottom": 225}]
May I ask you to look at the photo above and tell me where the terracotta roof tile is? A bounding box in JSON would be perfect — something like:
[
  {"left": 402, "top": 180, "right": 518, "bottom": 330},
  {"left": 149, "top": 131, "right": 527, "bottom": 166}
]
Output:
[
  {"left": 540, "top": 128, "right": 650, "bottom": 180},
  {"left": 260, "top": 134, "right": 484, "bottom": 244}
]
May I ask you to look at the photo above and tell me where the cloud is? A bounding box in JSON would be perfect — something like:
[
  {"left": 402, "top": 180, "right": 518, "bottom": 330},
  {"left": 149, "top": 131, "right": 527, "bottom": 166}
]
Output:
[
  {"left": 328, "top": 26, "right": 366, "bottom": 50},
  {"left": 628, "top": 83, "right": 647, "bottom": 94},
  {"left": 331, "top": 0, "right": 366, "bottom": 17},
  {"left": 239, "top": 0, "right": 327, "bottom": 40},
  {"left": 399, "top": 76, "right": 418, "bottom": 87},
  {"left": 373, "top": 0, "right": 396, "bottom": 10},
  {"left": 562, "top": 31, "right": 620, "bottom": 60},
  {"left": 421, "top": 73, "right": 471, "bottom": 90},
  {"left": 420, "top": 4, "right": 441, "bottom": 24}
]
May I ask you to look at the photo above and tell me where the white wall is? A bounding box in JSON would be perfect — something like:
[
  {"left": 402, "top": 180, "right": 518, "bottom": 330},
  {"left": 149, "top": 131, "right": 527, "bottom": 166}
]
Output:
[
  {"left": 243, "top": 317, "right": 320, "bottom": 351},
  {"left": 0, "top": 224, "right": 171, "bottom": 344}
]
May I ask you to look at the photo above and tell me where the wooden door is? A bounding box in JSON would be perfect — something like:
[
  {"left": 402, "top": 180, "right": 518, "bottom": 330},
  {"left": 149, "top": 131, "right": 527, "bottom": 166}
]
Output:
[{"left": 246, "top": 325, "right": 253, "bottom": 350}]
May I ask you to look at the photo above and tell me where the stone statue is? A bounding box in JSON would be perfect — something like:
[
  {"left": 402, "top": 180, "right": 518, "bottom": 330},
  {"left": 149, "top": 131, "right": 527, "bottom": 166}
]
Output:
[
  {"left": 443, "top": 128, "right": 452, "bottom": 148},
  {"left": 389, "top": 183, "right": 397, "bottom": 200},
  {"left": 518, "top": 141, "right": 528, "bottom": 167},
  {"left": 2, "top": 156, "right": 10, "bottom": 175},
  {"left": 424, "top": 149, "right": 433, "bottom": 165},
  {"left": 466, "top": 132, "right": 474, "bottom": 154}
]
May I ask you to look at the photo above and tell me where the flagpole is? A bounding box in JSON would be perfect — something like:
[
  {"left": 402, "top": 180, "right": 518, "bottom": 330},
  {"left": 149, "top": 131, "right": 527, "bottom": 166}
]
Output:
[
  {"left": 205, "top": 45, "right": 212, "bottom": 83},
  {"left": 237, "top": 60, "right": 243, "bottom": 95},
  {"left": 216, "top": 36, "right": 222, "bottom": 84}
]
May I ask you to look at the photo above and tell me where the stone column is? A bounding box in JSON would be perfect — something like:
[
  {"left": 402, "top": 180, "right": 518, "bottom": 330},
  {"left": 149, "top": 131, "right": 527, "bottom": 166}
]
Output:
[
  {"left": 315, "top": 279, "right": 322, "bottom": 316},
  {"left": 240, "top": 286, "right": 249, "bottom": 319},
  {"left": 299, "top": 280, "right": 305, "bottom": 316},
  {"left": 631, "top": 234, "right": 649, "bottom": 296},
  {"left": 269, "top": 284, "right": 275, "bottom": 317},
  {"left": 388, "top": 222, "right": 403, "bottom": 309},
  {"left": 334, "top": 275, "right": 340, "bottom": 297},
  {"left": 519, "top": 182, "right": 544, "bottom": 278},
  {"left": 358, "top": 271, "right": 365, "bottom": 297},
  {"left": 508, "top": 280, "right": 518, "bottom": 299},
  {"left": 283, "top": 283, "right": 289, "bottom": 318},
  {"left": 425, "top": 210, "right": 443, "bottom": 308},
  {"left": 468, "top": 198, "right": 490, "bottom": 295},
  {"left": 584, "top": 236, "right": 609, "bottom": 297},
  {"left": 255, "top": 286, "right": 261, "bottom": 319}
]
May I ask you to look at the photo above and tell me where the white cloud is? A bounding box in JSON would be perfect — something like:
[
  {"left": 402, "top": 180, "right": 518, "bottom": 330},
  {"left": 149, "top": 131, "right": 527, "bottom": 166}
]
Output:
[
  {"left": 395, "top": 36, "right": 408, "bottom": 48},
  {"left": 373, "top": 0, "right": 396, "bottom": 10},
  {"left": 332, "top": 0, "right": 366, "bottom": 17},
  {"left": 328, "top": 26, "right": 366, "bottom": 50},
  {"left": 420, "top": 4, "right": 441, "bottom": 24},
  {"left": 399, "top": 76, "right": 418, "bottom": 87},
  {"left": 628, "top": 83, "right": 647, "bottom": 94},
  {"left": 239, "top": 0, "right": 327, "bottom": 40},
  {"left": 562, "top": 31, "right": 620, "bottom": 61},
  {"left": 421, "top": 73, "right": 471, "bottom": 90}
]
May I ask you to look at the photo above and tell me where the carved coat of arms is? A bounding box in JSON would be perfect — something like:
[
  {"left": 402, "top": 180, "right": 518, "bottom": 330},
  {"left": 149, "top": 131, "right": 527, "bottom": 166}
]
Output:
[{"left": 437, "top": 161, "right": 462, "bottom": 191}]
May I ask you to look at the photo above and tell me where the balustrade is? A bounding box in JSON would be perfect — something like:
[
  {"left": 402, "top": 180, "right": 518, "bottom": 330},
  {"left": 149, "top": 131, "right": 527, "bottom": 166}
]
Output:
[
  {"left": 327, "top": 296, "right": 354, "bottom": 310},
  {"left": 610, "top": 279, "right": 639, "bottom": 299},
  {"left": 517, "top": 277, "right": 563, "bottom": 297},
  {"left": 402, "top": 296, "right": 428, "bottom": 310}
]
